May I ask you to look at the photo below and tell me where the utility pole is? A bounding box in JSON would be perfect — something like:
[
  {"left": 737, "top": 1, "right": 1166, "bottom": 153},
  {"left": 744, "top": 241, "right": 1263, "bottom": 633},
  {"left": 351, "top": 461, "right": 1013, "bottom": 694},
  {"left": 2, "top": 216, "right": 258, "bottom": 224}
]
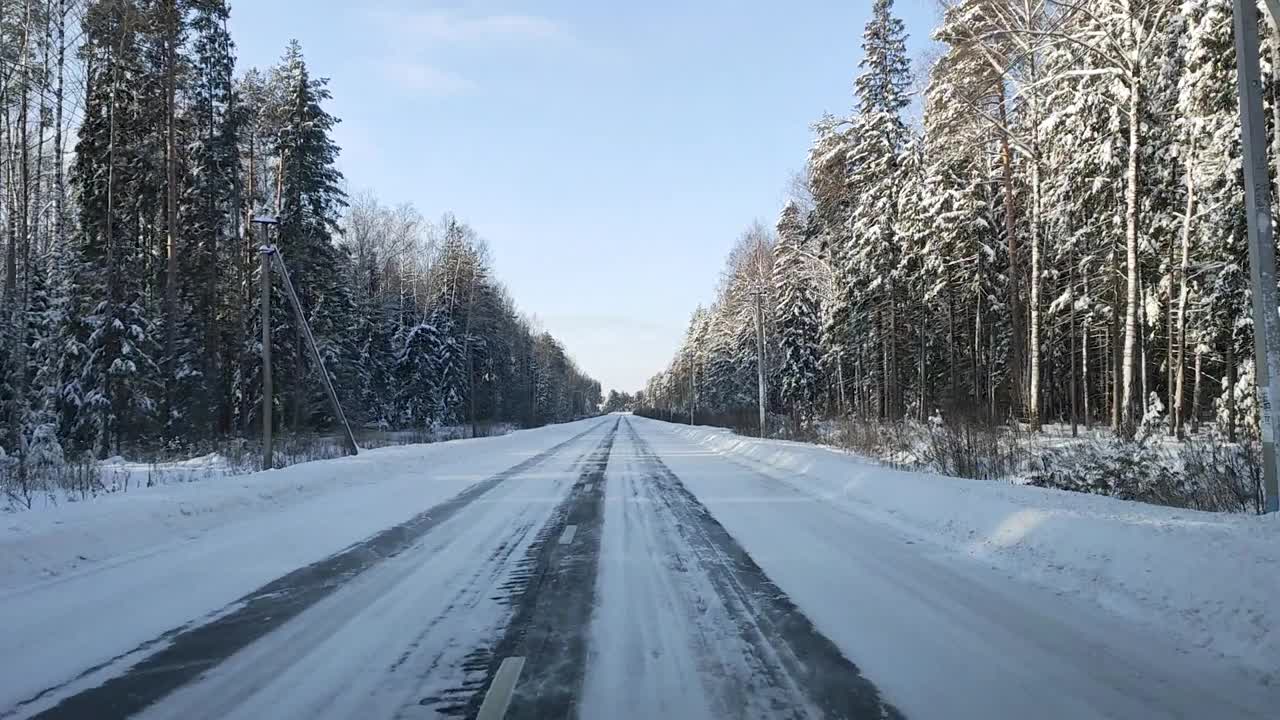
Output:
[
  {"left": 253, "top": 218, "right": 275, "bottom": 470},
  {"left": 265, "top": 245, "right": 360, "bottom": 457},
  {"left": 1233, "top": 0, "right": 1280, "bottom": 512},
  {"left": 260, "top": 251, "right": 272, "bottom": 469},
  {"left": 751, "top": 287, "right": 768, "bottom": 438}
]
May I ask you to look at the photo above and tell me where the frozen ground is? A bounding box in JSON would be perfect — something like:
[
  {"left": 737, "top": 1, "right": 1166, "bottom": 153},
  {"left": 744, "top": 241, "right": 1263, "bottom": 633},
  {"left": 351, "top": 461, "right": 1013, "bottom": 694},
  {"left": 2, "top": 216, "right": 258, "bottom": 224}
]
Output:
[{"left": 1, "top": 415, "right": 1275, "bottom": 719}]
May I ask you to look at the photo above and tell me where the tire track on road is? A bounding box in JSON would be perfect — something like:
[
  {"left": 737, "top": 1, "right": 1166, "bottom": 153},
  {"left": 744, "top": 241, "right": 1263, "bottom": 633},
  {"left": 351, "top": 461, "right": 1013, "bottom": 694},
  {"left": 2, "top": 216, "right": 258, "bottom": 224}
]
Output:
[
  {"left": 432, "top": 417, "right": 618, "bottom": 720},
  {"left": 622, "top": 417, "right": 902, "bottom": 720},
  {"left": 19, "top": 420, "right": 609, "bottom": 720}
]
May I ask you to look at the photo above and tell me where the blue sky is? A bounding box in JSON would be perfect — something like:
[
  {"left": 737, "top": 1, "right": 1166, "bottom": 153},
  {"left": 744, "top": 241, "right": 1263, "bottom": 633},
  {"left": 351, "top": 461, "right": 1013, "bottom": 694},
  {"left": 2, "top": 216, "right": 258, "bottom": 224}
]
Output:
[{"left": 228, "top": 1, "right": 938, "bottom": 394}]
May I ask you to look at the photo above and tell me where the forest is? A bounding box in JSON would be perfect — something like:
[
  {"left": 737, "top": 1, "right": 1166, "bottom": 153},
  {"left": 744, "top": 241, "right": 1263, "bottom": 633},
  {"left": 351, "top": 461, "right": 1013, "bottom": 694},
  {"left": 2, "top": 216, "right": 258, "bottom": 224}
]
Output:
[
  {"left": 639, "top": 0, "right": 1276, "bottom": 510},
  {"left": 0, "top": 0, "right": 601, "bottom": 500}
]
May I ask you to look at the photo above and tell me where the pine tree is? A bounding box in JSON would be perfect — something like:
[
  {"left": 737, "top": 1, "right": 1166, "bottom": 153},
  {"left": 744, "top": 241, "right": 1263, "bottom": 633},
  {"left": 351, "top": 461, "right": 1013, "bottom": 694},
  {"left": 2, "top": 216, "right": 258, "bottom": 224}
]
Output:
[
  {"left": 74, "top": 0, "right": 162, "bottom": 456},
  {"left": 842, "top": 0, "right": 911, "bottom": 419},
  {"left": 1178, "top": 0, "right": 1251, "bottom": 439},
  {"left": 774, "top": 202, "right": 821, "bottom": 424},
  {"left": 269, "top": 40, "right": 353, "bottom": 430},
  {"left": 175, "top": 0, "right": 239, "bottom": 437}
]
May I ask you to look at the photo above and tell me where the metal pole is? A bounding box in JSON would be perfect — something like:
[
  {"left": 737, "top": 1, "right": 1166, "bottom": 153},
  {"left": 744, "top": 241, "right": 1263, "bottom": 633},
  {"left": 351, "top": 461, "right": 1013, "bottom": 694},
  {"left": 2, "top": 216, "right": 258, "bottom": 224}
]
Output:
[
  {"left": 260, "top": 246, "right": 272, "bottom": 469},
  {"left": 753, "top": 289, "right": 768, "bottom": 438},
  {"left": 1233, "top": 0, "right": 1280, "bottom": 512},
  {"left": 267, "top": 247, "right": 360, "bottom": 456}
]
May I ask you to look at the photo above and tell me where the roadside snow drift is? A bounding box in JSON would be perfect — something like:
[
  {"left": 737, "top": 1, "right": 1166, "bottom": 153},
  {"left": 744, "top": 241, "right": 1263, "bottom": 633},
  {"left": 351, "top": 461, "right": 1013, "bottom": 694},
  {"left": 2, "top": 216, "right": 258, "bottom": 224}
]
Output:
[
  {"left": 640, "top": 417, "right": 1280, "bottom": 676},
  {"left": 0, "top": 420, "right": 599, "bottom": 712}
]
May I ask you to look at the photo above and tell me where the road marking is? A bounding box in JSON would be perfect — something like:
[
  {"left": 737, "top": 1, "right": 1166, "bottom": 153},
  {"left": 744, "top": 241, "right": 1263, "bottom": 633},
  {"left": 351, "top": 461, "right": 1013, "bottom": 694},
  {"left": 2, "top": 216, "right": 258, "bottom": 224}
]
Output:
[
  {"left": 476, "top": 656, "right": 525, "bottom": 720},
  {"left": 559, "top": 524, "right": 578, "bottom": 545}
]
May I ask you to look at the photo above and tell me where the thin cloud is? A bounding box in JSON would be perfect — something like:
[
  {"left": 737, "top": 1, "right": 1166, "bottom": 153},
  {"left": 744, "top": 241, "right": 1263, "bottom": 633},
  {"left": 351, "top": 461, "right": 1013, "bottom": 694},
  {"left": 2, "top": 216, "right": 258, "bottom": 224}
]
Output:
[
  {"left": 379, "top": 60, "right": 474, "bottom": 96},
  {"left": 372, "top": 9, "right": 566, "bottom": 46}
]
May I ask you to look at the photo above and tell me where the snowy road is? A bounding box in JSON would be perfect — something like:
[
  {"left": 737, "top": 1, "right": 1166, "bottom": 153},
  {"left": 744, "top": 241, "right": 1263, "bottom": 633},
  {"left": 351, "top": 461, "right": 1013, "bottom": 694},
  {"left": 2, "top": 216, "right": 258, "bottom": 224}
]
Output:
[{"left": 4, "top": 415, "right": 1276, "bottom": 719}]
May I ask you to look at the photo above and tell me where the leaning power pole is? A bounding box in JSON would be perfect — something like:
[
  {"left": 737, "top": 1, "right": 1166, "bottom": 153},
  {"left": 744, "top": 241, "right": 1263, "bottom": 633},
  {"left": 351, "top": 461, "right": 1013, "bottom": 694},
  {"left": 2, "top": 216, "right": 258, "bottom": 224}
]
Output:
[
  {"left": 255, "top": 228, "right": 359, "bottom": 461},
  {"left": 1232, "top": 0, "right": 1280, "bottom": 513},
  {"left": 267, "top": 246, "right": 360, "bottom": 457}
]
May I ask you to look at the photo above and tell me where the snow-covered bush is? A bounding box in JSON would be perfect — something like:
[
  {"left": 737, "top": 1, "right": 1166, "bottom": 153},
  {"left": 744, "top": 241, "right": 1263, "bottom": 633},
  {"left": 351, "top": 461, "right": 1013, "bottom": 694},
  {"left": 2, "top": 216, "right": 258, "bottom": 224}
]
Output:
[
  {"left": 27, "top": 424, "right": 65, "bottom": 472},
  {"left": 1029, "top": 434, "right": 1263, "bottom": 513},
  {"left": 1028, "top": 438, "right": 1179, "bottom": 504}
]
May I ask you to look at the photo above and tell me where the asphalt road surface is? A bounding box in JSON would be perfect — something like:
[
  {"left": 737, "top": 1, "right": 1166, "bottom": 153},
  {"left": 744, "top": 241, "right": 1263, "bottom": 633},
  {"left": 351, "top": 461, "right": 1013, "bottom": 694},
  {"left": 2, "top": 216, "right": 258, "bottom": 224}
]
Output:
[{"left": 5, "top": 416, "right": 1274, "bottom": 719}]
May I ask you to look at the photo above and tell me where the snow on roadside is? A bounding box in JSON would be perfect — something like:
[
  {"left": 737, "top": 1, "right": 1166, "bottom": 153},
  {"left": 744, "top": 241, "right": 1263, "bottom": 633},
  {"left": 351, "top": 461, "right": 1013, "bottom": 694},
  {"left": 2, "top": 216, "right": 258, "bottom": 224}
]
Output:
[
  {"left": 645, "top": 418, "right": 1280, "bottom": 674},
  {"left": 0, "top": 419, "right": 599, "bottom": 712},
  {"left": 5, "top": 423, "right": 520, "bottom": 514},
  {"left": 0, "top": 421, "right": 574, "bottom": 592}
]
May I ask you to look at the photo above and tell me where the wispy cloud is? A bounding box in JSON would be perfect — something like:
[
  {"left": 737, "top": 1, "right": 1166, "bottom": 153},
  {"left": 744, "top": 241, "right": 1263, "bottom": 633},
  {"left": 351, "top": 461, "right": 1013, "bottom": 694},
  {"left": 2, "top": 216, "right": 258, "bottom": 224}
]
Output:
[
  {"left": 372, "top": 8, "right": 567, "bottom": 47},
  {"left": 367, "top": 7, "right": 568, "bottom": 97},
  {"left": 378, "top": 60, "right": 474, "bottom": 96}
]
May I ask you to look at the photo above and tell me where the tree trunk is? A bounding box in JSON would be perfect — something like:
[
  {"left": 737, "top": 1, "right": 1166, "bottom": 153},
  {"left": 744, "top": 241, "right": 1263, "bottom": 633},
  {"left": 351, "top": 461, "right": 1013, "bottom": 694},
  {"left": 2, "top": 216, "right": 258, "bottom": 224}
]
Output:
[
  {"left": 102, "top": 31, "right": 122, "bottom": 456},
  {"left": 1112, "top": 249, "right": 1123, "bottom": 432},
  {"left": 1029, "top": 156, "right": 1042, "bottom": 430},
  {"left": 1083, "top": 313, "right": 1092, "bottom": 430},
  {"left": 1192, "top": 344, "right": 1203, "bottom": 433},
  {"left": 1120, "top": 76, "right": 1141, "bottom": 437},
  {"left": 998, "top": 91, "right": 1025, "bottom": 416},
  {"left": 948, "top": 281, "right": 958, "bottom": 408},
  {"left": 837, "top": 350, "right": 846, "bottom": 416},
  {"left": 1140, "top": 278, "right": 1149, "bottom": 416},
  {"left": 53, "top": 0, "right": 66, "bottom": 253},
  {"left": 1070, "top": 249, "right": 1079, "bottom": 438},
  {"left": 464, "top": 264, "right": 478, "bottom": 439},
  {"left": 1166, "top": 266, "right": 1174, "bottom": 434},
  {"left": 11, "top": 0, "right": 34, "bottom": 467},
  {"left": 1174, "top": 153, "right": 1195, "bottom": 439},
  {"left": 1227, "top": 338, "right": 1238, "bottom": 443},
  {"left": 919, "top": 306, "right": 927, "bottom": 422},
  {"left": 163, "top": 0, "right": 179, "bottom": 427},
  {"left": 974, "top": 257, "right": 984, "bottom": 418}
]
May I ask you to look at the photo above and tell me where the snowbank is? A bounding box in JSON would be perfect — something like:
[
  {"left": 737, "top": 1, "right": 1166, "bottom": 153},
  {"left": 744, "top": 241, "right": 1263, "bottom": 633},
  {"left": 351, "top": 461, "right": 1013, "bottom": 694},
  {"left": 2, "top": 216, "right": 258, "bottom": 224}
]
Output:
[
  {"left": 0, "top": 421, "right": 584, "bottom": 591},
  {"left": 648, "top": 419, "right": 1280, "bottom": 673},
  {"left": 0, "top": 419, "right": 601, "bottom": 710}
]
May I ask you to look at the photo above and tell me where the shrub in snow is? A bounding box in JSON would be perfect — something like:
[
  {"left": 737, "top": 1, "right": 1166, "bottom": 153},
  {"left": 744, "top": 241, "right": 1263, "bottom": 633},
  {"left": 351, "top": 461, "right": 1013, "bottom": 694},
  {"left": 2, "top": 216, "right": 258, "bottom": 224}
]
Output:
[
  {"left": 918, "top": 418, "right": 1028, "bottom": 481},
  {"left": 1028, "top": 438, "right": 1179, "bottom": 504},
  {"left": 1029, "top": 434, "right": 1263, "bottom": 513},
  {"left": 1138, "top": 392, "right": 1166, "bottom": 441},
  {"left": 28, "top": 424, "right": 65, "bottom": 471},
  {"left": 827, "top": 415, "right": 1028, "bottom": 481}
]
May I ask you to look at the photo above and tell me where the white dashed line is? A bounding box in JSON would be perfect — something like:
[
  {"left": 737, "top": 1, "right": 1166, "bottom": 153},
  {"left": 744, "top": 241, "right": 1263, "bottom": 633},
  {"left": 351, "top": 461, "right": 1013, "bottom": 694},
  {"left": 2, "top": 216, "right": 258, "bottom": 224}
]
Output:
[
  {"left": 559, "top": 525, "right": 578, "bottom": 545},
  {"left": 476, "top": 656, "right": 525, "bottom": 720}
]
